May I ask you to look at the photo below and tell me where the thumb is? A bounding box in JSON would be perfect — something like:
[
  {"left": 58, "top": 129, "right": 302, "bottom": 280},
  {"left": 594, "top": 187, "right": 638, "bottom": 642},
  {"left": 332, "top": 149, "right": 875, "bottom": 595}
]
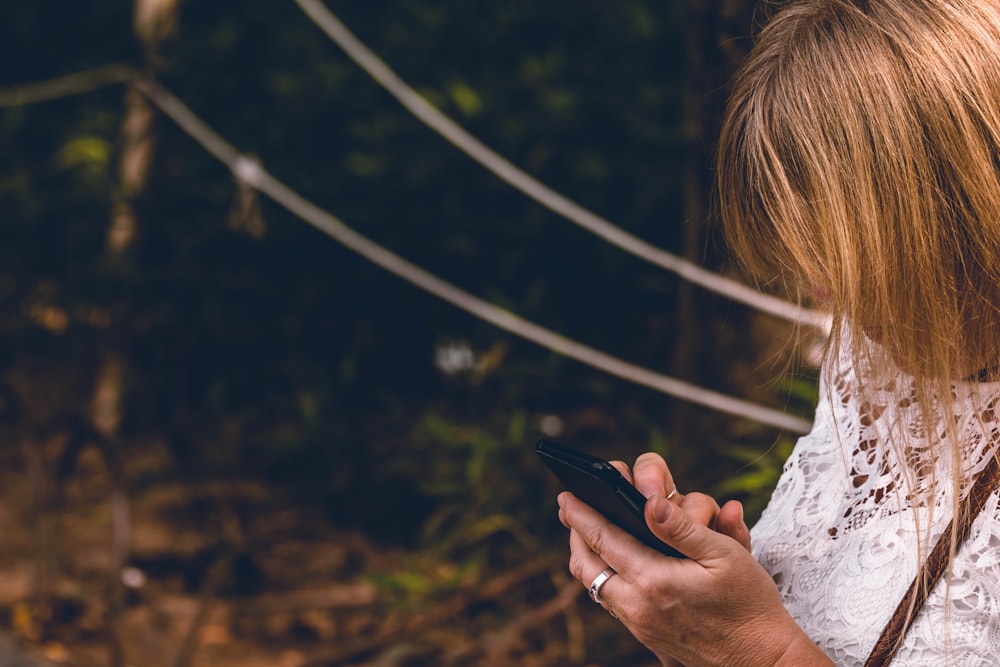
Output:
[{"left": 645, "top": 494, "right": 735, "bottom": 562}]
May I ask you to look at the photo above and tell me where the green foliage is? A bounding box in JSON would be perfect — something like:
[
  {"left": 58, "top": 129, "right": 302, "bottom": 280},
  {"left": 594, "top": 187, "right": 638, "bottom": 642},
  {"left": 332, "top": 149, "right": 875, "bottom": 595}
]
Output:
[
  {"left": 367, "top": 550, "right": 482, "bottom": 606},
  {"left": 708, "top": 369, "right": 819, "bottom": 522},
  {"left": 386, "top": 408, "right": 541, "bottom": 549},
  {"left": 55, "top": 135, "right": 112, "bottom": 177},
  {"left": 711, "top": 437, "right": 797, "bottom": 523},
  {"left": 445, "top": 80, "right": 483, "bottom": 117}
]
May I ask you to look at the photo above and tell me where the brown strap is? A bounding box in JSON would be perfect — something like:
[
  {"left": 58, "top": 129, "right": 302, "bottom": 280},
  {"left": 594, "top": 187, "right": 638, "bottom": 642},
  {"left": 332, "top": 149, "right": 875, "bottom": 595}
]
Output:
[{"left": 864, "top": 453, "right": 1000, "bottom": 667}]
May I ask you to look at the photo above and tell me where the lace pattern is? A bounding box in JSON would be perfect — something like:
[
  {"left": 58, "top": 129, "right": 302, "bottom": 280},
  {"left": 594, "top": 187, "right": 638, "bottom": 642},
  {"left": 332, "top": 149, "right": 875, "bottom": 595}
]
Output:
[{"left": 751, "top": 344, "right": 1000, "bottom": 665}]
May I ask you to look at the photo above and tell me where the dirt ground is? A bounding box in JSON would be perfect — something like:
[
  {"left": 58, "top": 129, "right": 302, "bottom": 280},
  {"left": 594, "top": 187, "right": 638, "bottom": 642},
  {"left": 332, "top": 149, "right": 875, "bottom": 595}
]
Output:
[{"left": 0, "top": 432, "right": 659, "bottom": 667}]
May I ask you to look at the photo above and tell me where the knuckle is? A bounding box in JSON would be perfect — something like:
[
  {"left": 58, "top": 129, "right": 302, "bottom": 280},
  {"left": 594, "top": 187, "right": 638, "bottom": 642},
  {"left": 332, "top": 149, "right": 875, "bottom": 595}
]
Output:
[
  {"left": 633, "top": 568, "right": 666, "bottom": 598},
  {"left": 684, "top": 491, "right": 719, "bottom": 508},
  {"left": 630, "top": 569, "right": 654, "bottom": 595},
  {"left": 568, "top": 553, "right": 586, "bottom": 582},
  {"left": 628, "top": 603, "right": 659, "bottom": 633},
  {"left": 585, "top": 523, "right": 608, "bottom": 556},
  {"left": 672, "top": 513, "right": 701, "bottom": 544}
]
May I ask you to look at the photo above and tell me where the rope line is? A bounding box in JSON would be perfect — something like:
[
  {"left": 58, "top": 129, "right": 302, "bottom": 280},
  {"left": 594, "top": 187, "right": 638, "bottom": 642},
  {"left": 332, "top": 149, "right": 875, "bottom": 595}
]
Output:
[
  {"left": 132, "top": 77, "right": 812, "bottom": 434},
  {"left": 0, "top": 68, "right": 814, "bottom": 433},
  {"left": 293, "top": 0, "right": 832, "bottom": 332}
]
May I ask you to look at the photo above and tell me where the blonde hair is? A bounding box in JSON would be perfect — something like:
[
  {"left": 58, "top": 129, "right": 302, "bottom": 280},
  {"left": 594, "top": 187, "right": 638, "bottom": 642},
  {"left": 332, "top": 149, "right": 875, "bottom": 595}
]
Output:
[
  {"left": 720, "top": 0, "right": 1000, "bottom": 372},
  {"left": 717, "top": 0, "right": 1000, "bottom": 642}
]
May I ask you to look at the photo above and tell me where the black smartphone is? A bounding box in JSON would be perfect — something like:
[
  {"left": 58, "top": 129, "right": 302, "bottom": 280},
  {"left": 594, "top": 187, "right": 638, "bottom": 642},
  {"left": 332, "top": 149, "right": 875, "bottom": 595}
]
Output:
[{"left": 536, "top": 439, "right": 685, "bottom": 559}]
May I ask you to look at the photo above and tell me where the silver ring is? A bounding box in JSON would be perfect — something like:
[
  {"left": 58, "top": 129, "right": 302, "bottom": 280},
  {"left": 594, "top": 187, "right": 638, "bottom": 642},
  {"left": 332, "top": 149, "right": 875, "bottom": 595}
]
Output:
[
  {"left": 588, "top": 567, "right": 616, "bottom": 604},
  {"left": 666, "top": 486, "right": 678, "bottom": 500}
]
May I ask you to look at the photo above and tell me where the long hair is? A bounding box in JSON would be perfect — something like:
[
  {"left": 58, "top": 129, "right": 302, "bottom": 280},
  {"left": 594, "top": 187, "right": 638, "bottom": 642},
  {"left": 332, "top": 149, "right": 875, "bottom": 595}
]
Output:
[{"left": 717, "top": 0, "right": 1000, "bottom": 642}]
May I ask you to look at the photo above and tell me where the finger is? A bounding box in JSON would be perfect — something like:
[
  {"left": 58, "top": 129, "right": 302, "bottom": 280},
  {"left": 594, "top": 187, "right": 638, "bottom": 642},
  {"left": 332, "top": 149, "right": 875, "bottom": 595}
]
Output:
[
  {"left": 559, "top": 491, "right": 657, "bottom": 580},
  {"left": 608, "top": 460, "right": 634, "bottom": 484},
  {"left": 677, "top": 492, "right": 722, "bottom": 530},
  {"left": 632, "top": 452, "right": 676, "bottom": 500},
  {"left": 568, "top": 528, "right": 626, "bottom": 612},
  {"left": 644, "top": 494, "right": 738, "bottom": 563},
  {"left": 716, "top": 499, "right": 751, "bottom": 551}
]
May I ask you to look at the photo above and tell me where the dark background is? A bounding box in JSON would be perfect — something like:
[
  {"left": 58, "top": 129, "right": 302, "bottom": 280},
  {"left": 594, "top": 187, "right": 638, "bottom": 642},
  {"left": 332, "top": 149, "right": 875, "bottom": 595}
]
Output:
[{"left": 0, "top": 1, "right": 818, "bottom": 665}]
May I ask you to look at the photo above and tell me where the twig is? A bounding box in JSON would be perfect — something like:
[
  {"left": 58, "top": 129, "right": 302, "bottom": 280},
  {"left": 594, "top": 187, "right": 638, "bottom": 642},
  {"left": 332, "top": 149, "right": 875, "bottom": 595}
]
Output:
[
  {"left": 170, "top": 551, "right": 234, "bottom": 667},
  {"left": 550, "top": 570, "right": 586, "bottom": 664},
  {"left": 481, "top": 582, "right": 581, "bottom": 665},
  {"left": 300, "top": 559, "right": 556, "bottom": 667},
  {"left": 105, "top": 486, "right": 131, "bottom": 667},
  {"left": 0, "top": 64, "right": 133, "bottom": 108},
  {"left": 19, "top": 437, "right": 53, "bottom": 627},
  {"left": 229, "top": 582, "right": 377, "bottom": 615}
]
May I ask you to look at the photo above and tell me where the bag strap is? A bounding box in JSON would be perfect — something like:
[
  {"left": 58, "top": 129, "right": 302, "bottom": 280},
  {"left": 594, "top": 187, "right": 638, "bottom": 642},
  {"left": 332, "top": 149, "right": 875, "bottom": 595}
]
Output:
[{"left": 864, "top": 453, "right": 1000, "bottom": 667}]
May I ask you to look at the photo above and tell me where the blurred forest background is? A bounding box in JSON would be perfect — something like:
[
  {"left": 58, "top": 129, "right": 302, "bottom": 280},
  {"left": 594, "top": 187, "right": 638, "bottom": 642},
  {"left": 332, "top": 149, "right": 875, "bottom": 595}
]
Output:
[{"left": 0, "top": 1, "right": 820, "bottom": 666}]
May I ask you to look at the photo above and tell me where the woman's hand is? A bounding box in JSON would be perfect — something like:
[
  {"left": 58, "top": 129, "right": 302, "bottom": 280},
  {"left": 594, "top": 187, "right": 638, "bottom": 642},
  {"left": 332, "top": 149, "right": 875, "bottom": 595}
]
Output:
[
  {"left": 557, "top": 457, "right": 832, "bottom": 667},
  {"left": 607, "top": 453, "right": 751, "bottom": 552}
]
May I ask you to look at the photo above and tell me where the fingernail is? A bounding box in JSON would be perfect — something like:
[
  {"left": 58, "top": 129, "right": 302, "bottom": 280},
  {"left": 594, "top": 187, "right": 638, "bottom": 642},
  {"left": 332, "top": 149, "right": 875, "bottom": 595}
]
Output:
[
  {"left": 650, "top": 495, "right": 671, "bottom": 523},
  {"left": 737, "top": 501, "right": 745, "bottom": 525},
  {"left": 557, "top": 492, "right": 567, "bottom": 509}
]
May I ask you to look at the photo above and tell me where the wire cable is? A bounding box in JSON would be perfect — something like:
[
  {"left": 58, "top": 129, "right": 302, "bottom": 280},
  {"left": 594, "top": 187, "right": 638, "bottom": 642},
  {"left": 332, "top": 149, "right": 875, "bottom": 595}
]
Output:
[
  {"left": 0, "top": 68, "right": 813, "bottom": 432},
  {"left": 293, "top": 0, "right": 832, "bottom": 332},
  {"left": 129, "top": 76, "right": 813, "bottom": 434}
]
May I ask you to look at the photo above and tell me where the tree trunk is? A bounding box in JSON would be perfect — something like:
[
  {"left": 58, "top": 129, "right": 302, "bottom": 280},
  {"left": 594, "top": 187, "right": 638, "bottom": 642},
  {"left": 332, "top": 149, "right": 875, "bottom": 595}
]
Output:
[{"left": 95, "top": 2, "right": 182, "bottom": 664}]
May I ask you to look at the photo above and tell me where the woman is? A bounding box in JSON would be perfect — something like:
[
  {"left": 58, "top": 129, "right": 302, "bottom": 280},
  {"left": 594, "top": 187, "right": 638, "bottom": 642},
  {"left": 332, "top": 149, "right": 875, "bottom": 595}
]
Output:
[{"left": 557, "top": 0, "right": 1000, "bottom": 664}]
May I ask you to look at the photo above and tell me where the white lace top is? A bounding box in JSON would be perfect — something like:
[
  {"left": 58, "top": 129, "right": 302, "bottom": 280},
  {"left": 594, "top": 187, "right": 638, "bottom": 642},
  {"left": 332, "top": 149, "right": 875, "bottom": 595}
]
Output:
[{"left": 751, "top": 346, "right": 1000, "bottom": 665}]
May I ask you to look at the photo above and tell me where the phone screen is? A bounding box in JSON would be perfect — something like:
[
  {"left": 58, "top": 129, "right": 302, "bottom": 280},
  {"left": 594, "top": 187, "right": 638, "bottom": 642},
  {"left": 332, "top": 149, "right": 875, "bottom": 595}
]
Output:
[{"left": 536, "top": 439, "right": 685, "bottom": 559}]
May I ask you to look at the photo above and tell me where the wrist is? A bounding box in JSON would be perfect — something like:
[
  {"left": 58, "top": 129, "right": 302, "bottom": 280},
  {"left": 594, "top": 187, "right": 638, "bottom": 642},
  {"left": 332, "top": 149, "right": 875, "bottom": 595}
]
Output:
[
  {"left": 770, "top": 633, "right": 833, "bottom": 667},
  {"left": 725, "top": 614, "right": 832, "bottom": 667}
]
